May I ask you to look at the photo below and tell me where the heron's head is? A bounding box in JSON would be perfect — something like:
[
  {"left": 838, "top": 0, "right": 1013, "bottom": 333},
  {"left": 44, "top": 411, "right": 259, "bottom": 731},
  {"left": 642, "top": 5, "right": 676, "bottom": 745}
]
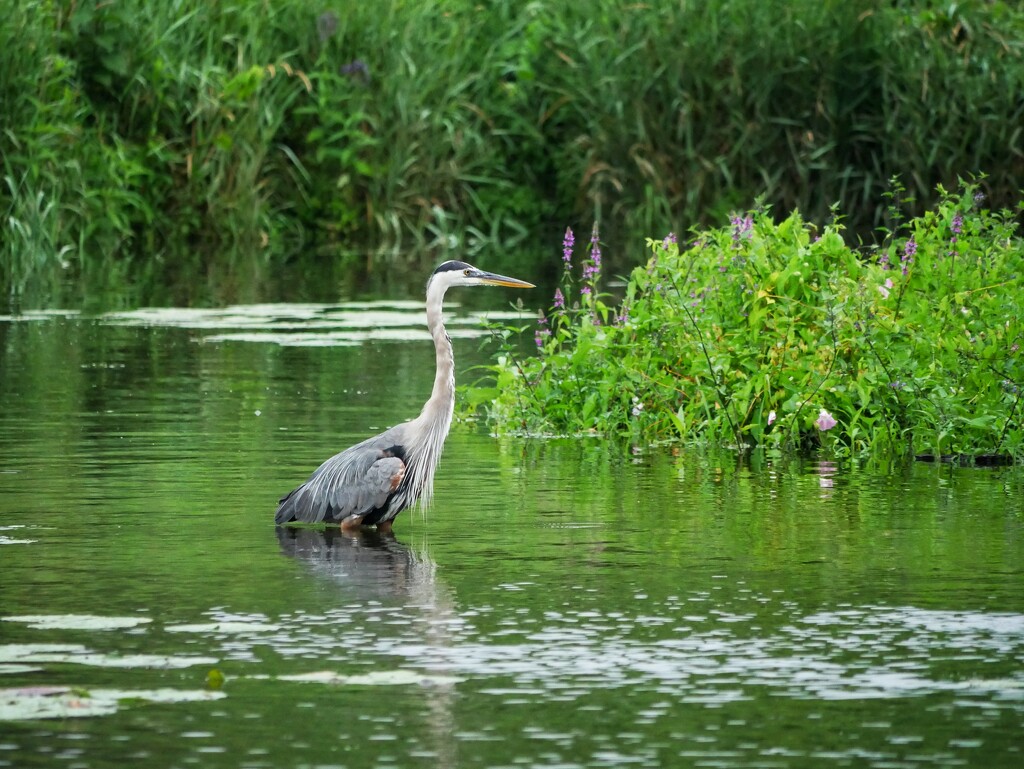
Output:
[{"left": 428, "top": 260, "right": 535, "bottom": 291}]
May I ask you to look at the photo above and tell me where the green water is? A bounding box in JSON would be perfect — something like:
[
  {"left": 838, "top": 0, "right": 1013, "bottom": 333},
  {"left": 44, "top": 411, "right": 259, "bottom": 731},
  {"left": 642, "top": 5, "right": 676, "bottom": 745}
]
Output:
[{"left": 1, "top": 309, "right": 1022, "bottom": 769}]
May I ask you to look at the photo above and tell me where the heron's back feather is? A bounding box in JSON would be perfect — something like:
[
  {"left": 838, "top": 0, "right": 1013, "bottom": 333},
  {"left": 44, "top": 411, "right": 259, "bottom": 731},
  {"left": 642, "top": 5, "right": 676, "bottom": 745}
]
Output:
[{"left": 275, "top": 427, "right": 412, "bottom": 525}]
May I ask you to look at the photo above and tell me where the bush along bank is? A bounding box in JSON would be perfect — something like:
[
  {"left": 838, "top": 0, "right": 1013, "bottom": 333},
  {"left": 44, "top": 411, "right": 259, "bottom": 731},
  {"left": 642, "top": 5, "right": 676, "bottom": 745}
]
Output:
[{"left": 470, "top": 182, "right": 1024, "bottom": 462}]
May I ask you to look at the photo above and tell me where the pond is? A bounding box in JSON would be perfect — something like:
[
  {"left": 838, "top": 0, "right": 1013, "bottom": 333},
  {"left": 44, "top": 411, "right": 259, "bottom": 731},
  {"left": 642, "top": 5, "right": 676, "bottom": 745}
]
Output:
[{"left": 0, "top": 303, "right": 1022, "bottom": 769}]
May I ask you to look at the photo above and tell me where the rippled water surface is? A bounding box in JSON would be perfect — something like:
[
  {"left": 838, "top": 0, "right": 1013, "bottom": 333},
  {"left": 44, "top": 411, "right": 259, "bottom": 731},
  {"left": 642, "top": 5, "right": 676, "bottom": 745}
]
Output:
[{"left": 1, "top": 307, "right": 1022, "bottom": 768}]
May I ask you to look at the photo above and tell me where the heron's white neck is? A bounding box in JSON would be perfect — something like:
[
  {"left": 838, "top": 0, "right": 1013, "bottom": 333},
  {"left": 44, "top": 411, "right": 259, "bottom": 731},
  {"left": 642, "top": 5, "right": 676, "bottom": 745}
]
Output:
[
  {"left": 423, "top": 277, "right": 456, "bottom": 420},
  {"left": 410, "top": 277, "right": 456, "bottom": 503}
]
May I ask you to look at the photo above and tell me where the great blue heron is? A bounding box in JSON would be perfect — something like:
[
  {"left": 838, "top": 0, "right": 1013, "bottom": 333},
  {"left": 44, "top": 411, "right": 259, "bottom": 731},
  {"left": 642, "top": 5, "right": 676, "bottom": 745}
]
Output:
[{"left": 275, "top": 260, "right": 534, "bottom": 533}]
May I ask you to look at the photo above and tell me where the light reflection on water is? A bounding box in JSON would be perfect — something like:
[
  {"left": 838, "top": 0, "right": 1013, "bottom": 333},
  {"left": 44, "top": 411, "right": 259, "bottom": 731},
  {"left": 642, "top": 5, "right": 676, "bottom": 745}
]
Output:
[
  {"left": 0, "top": 311, "right": 1022, "bottom": 768},
  {"left": 211, "top": 527, "right": 1024, "bottom": 709}
]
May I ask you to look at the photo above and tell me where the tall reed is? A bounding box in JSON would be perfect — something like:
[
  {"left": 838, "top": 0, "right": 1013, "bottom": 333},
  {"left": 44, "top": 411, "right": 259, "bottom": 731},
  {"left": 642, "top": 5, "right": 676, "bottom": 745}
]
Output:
[{"left": 2, "top": 0, "right": 1022, "bottom": 306}]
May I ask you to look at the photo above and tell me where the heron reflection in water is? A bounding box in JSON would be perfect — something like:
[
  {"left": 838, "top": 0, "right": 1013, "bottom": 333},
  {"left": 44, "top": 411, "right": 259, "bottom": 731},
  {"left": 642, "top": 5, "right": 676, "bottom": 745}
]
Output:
[
  {"left": 275, "top": 526, "right": 438, "bottom": 599},
  {"left": 276, "top": 526, "right": 459, "bottom": 768},
  {"left": 275, "top": 261, "right": 534, "bottom": 532}
]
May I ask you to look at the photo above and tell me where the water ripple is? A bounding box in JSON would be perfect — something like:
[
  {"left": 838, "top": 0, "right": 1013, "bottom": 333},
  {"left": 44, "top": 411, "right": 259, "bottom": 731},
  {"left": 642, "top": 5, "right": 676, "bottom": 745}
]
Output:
[{"left": 175, "top": 599, "right": 1024, "bottom": 710}]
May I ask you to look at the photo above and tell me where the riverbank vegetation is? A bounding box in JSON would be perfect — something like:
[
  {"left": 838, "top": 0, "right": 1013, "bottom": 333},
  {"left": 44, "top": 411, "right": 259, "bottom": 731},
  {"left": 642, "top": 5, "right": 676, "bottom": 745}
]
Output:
[
  {"left": 3, "top": 0, "right": 1024, "bottom": 305},
  {"left": 470, "top": 182, "right": 1024, "bottom": 461}
]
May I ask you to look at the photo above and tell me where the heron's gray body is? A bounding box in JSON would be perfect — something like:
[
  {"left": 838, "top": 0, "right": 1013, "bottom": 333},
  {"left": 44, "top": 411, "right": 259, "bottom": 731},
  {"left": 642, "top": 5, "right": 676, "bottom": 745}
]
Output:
[
  {"left": 274, "top": 400, "right": 453, "bottom": 526},
  {"left": 274, "top": 260, "right": 532, "bottom": 530},
  {"left": 274, "top": 428, "right": 411, "bottom": 526}
]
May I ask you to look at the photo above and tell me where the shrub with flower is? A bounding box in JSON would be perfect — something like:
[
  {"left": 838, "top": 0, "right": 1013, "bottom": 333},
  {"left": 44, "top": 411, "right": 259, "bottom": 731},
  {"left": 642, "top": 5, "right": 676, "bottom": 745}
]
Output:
[{"left": 471, "top": 181, "right": 1023, "bottom": 461}]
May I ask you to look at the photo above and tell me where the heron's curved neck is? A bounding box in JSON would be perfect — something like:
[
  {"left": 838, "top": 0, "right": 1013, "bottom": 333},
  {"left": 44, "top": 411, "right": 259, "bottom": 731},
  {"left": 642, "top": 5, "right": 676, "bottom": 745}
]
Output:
[
  {"left": 401, "top": 277, "right": 456, "bottom": 508},
  {"left": 422, "top": 277, "right": 456, "bottom": 427}
]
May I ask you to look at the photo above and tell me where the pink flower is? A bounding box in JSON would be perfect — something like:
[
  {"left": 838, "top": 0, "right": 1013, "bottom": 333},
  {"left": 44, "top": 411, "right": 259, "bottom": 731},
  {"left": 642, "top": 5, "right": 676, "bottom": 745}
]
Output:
[
  {"left": 815, "top": 409, "right": 837, "bottom": 431},
  {"left": 878, "top": 277, "right": 893, "bottom": 299},
  {"left": 767, "top": 410, "right": 776, "bottom": 426}
]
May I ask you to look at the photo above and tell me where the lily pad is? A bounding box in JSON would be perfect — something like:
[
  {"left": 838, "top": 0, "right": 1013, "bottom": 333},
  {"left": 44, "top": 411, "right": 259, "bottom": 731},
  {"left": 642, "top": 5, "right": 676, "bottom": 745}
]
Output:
[
  {"left": 205, "top": 327, "right": 498, "bottom": 347},
  {"left": 0, "top": 688, "right": 117, "bottom": 720},
  {"left": 164, "top": 621, "right": 281, "bottom": 634},
  {"left": 0, "top": 644, "right": 217, "bottom": 669},
  {"left": 277, "top": 670, "right": 463, "bottom": 686},
  {"left": 2, "top": 615, "right": 152, "bottom": 631},
  {"left": 38, "top": 653, "right": 220, "bottom": 669},
  {"left": 0, "top": 644, "right": 87, "bottom": 662},
  {"left": 0, "top": 686, "right": 225, "bottom": 721},
  {"left": 90, "top": 688, "right": 227, "bottom": 704},
  {"left": 100, "top": 303, "right": 529, "bottom": 347}
]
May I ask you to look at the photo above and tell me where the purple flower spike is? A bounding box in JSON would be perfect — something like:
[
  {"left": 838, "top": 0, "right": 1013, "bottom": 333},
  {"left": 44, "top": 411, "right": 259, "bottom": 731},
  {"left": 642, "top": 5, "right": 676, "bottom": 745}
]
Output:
[
  {"left": 731, "top": 215, "right": 753, "bottom": 246},
  {"left": 589, "top": 223, "right": 602, "bottom": 268},
  {"left": 901, "top": 239, "right": 916, "bottom": 275},
  {"left": 340, "top": 59, "right": 371, "bottom": 84},
  {"left": 535, "top": 313, "right": 550, "bottom": 348},
  {"left": 949, "top": 213, "right": 964, "bottom": 252},
  {"left": 553, "top": 288, "right": 565, "bottom": 309},
  {"left": 562, "top": 227, "right": 575, "bottom": 266},
  {"left": 317, "top": 11, "right": 339, "bottom": 42}
]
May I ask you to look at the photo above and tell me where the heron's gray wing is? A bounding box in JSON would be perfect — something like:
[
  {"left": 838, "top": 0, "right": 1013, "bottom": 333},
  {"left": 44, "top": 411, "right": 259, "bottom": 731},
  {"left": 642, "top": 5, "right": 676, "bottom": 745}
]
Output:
[{"left": 275, "top": 438, "right": 407, "bottom": 525}]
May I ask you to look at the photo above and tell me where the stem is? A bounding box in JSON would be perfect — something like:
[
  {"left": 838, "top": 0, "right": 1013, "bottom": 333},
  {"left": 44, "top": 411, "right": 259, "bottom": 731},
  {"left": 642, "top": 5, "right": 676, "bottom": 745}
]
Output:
[
  {"left": 996, "top": 386, "right": 1022, "bottom": 453},
  {"left": 788, "top": 292, "right": 840, "bottom": 448},
  {"left": 487, "top": 324, "right": 535, "bottom": 424},
  {"left": 861, "top": 330, "right": 900, "bottom": 452},
  {"left": 957, "top": 353, "right": 1022, "bottom": 454},
  {"left": 666, "top": 272, "right": 742, "bottom": 448}
]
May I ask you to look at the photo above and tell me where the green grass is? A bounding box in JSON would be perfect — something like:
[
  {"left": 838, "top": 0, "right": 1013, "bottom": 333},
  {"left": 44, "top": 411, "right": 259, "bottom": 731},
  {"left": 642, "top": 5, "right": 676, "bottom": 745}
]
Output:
[{"left": 2, "top": 0, "right": 1023, "bottom": 306}]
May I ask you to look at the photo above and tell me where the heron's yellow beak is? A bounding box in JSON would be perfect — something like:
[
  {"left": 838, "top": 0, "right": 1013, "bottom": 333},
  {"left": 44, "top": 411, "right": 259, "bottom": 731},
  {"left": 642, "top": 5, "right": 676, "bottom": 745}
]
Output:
[{"left": 473, "top": 270, "right": 535, "bottom": 289}]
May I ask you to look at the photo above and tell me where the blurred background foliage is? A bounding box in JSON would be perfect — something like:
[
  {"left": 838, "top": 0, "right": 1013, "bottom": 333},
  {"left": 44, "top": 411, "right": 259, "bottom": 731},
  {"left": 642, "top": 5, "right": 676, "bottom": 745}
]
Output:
[{"left": 2, "top": 0, "right": 1022, "bottom": 307}]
